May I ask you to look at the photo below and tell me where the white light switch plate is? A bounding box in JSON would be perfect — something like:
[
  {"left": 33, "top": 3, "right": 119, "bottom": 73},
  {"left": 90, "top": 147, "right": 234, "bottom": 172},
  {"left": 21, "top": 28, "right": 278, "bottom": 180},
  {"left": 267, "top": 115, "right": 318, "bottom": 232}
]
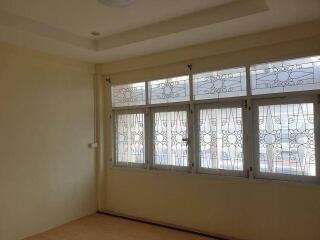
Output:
[{"left": 88, "top": 142, "right": 98, "bottom": 148}]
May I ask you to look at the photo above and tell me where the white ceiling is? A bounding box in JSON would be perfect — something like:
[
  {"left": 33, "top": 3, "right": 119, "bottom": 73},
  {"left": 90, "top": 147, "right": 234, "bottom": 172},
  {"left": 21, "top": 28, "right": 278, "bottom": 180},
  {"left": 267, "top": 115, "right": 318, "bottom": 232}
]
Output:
[
  {"left": 0, "top": 0, "right": 233, "bottom": 38},
  {"left": 0, "top": 0, "right": 319, "bottom": 63}
]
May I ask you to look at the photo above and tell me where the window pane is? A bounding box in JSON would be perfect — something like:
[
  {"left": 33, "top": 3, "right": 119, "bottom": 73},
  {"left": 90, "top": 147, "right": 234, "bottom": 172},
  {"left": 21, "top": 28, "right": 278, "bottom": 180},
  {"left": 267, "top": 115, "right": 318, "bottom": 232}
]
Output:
[
  {"left": 193, "top": 67, "right": 246, "bottom": 100},
  {"left": 258, "top": 103, "right": 316, "bottom": 176},
  {"left": 153, "top": 110, "right": 188, "bottom": 167},
  {"left": 199, "top": 107, "right": 243, "bottom": 171},
  {"left": 251, "top": 56, "right": 320, "bottom": 95},
  {"left": 116, "top": 113, "right": 144, "bottom": 165},
  {"left": 148, "top": 76, "right": 189, "bottom": 104},
  {"left": 112, "top": 82, "right": 145, "bottom": 107}
]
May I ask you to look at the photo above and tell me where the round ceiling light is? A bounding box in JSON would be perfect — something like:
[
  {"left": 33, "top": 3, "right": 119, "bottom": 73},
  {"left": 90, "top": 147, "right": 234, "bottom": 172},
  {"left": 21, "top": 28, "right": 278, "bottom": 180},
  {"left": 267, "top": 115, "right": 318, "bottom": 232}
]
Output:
[{"left": 97, "top": 0, "right": 134, "bottom": 8}]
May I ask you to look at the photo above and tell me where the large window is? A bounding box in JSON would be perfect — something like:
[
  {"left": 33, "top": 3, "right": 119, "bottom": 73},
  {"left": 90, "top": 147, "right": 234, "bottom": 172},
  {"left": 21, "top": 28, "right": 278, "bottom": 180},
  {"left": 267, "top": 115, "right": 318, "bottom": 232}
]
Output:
[{"left": 111, "top": 56, "right": 320, "bottom": 183}]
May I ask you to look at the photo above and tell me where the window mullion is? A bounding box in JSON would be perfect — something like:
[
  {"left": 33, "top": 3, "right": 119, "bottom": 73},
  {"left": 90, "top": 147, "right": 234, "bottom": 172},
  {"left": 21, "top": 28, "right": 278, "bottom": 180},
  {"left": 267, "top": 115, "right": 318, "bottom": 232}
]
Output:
[
  {"left": 193, "top": 104, "right": 200, "bottom": 173},
  {"left": 112, "top": 110, "right": 116, "bottom": 166},
  {"left": 145, "top": 106, "right": 150, "bottom": 169},
  {"left": 189, "top": 72, "right": 196, "bottom": 173},
  {"left": 189, "top": 103, "right": 196, "bottom": 173},
  {"left": 145, "top": 81, "right": 150, "bottom": 169},
  {"left": 244, "top": 65, "right": 254, "bottom": 179},
  {"left": 251, "top": 102, "right": 260, "bottom": 179},
  {"left": 315, "top": 95, "right": 320, "bottom": 178}
]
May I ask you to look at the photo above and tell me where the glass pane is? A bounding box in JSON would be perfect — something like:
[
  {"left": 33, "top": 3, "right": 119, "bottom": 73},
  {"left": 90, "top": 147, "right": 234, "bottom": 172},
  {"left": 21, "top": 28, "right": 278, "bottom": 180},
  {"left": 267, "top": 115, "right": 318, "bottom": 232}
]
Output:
[
  {"left": 258, "top": 103, "right": 316, "bottom": 176},
  {"left": 112, "top": 82, "right": 145, "bottom": 107},
  {"left": 193, "top": 67, "right": 246, "bottom": 100},
  {"left": 199, "top": 107, "right": 243, "bottom": 171},
  {"left": 251, "top": 56, "right": 320, "bottom": 95},
  {"left": 153, "top": 110, "right": 188, "bottom": 167},
  {"left": 116, "top": 113, "right": 144, "bottom": 165},
  {"left": 148, "top": 76, "right": 189, "bottom": 104}
]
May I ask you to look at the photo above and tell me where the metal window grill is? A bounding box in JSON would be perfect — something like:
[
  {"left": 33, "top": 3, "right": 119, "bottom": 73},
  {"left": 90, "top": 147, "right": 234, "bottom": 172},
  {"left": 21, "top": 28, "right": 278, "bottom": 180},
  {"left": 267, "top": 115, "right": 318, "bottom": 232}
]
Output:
[
  {"left": 193, "top": 67, "right": 247, "bottom": 100},
  {"left": 115, "top": 112, "right": 145, "bottom": 166},
  {"left": 112, "top": 82, "right": 145, "bottom": 107},
  {"left": 250, "top": 56, "right": 320, "bottom": 95},
  {"left": 258, "top": 103, "right": 316, "bottom": 176},
  {"left": 153, "top": 110, "right": 189, "bottom": 167},
  {"left": 148, "top": 76, "right": 190, "bottom": 104},
  {"left": 199, "top": 107, "right": 243, "bottom": 171}
]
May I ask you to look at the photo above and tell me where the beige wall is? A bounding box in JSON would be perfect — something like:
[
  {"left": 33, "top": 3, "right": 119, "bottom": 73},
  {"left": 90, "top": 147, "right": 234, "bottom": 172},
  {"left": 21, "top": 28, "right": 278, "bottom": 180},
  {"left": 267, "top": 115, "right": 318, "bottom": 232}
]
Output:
[
  {"left": 0, "top": 42, "right": 97, "bottom": 240},
  {"left": 104, "top": 169, "right": 320, "bottom": 240},
  {"left": 97, "top": 21, "right": 320, "bottom": 240}
]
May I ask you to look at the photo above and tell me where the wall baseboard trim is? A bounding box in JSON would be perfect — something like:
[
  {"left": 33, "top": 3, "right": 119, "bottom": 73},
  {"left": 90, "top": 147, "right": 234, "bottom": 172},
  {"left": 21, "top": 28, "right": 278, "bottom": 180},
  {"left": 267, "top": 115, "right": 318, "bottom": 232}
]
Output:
[{"left": 97, "top": 210, "right": 243, "bottom": 240}]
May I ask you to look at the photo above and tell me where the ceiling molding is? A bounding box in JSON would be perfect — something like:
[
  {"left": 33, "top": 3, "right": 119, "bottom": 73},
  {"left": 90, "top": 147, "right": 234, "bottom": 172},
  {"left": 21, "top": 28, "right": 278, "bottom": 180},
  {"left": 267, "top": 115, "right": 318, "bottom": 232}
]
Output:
[
  {"left": 0, "top": 0, "right": 319, "bottom": 63},
  {"left": 0, "top": 9, "right": 95, "bottom": 50},
  {"left": 0, "top": 0, "right": 268, "bottom": 52},
  {"left": 96, "top": 0, "right": 269, "bottom": 50},
  {"left": 104, "top": 35, "right": 320, "bottom": 85},
  {"left": 95, "top": 19, "right": 320, "bottom": 74}
]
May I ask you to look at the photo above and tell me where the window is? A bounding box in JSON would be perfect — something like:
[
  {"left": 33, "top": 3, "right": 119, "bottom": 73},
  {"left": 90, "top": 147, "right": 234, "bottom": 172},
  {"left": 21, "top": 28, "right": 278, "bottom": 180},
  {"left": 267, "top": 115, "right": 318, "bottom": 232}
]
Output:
[
  {"left": 250, "top": 56, "right": 320, "bottom": 95},
  {"left": 114, "top": 111, "right": 145, "bottom": 166},
  {"left": 110, "top": 55, "right": 320, "bottom": 183},
  {"left": 152, "top": 108, "right": 189, "bottom": 168},
  {"left": 256, "top": 102, "right": 316, "bottom": 177},
  {"left": 148, "top": 76, "right": 189, "bottom": 104},
  {"left": 198, "top": 105, "right": 243, "bottom": 173},
  {"left": 112, "top": 82, "right": 145, "bottom": 107},
  {"left": 193, "top": 67, "right": 246, "bottom": 100}
]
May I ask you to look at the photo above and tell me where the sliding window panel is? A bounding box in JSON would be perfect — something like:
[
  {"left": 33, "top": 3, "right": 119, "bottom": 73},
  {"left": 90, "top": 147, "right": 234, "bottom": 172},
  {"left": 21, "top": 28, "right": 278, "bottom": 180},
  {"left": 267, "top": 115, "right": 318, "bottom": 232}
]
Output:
[
  {"left": 148, "top": 76, "right": 190, "bottom": 104},
  {"left": 250, "top": 56, "right": 320, "bottom": 95},
  {"left": 196, "top": 103, "right": 245, "bottom": 176},
  {"left": 253, "top": 97, "right": 320, "bottom": 182},
  {"left": 193, "top": 67, "right": 246, "bottom": 100},
  {"left": 112, "top": 82, "right": 146, "bottom": 107},
  {"left": 151, "top": 107, "right": 190, "bottom": 170},
  {"left": 114, "top": 110, "right": 146, "bottom": 167}
]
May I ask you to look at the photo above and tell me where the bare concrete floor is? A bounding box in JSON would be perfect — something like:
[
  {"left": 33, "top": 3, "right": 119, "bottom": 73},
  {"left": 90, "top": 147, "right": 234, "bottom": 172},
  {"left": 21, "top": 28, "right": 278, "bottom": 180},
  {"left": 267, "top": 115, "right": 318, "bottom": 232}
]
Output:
[{"left": 26, "top": 213, "right": 216, "bottom": 240}]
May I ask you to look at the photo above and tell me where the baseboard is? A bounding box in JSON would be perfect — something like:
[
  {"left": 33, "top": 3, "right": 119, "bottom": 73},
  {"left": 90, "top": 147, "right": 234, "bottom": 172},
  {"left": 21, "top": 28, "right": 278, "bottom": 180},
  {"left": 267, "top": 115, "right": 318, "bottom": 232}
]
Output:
[{"left": 97, "top": 210, "right": 243, "bottom": 240}]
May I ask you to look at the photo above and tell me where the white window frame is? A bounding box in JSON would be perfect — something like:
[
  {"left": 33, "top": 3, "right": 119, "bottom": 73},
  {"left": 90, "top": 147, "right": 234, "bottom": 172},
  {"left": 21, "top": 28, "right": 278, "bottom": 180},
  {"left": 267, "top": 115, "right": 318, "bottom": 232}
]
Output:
[
  {"left": 113, "top": 108, "right": 147, "bottom": 168},
  {"left": 251, "top": 96, "right": 320, "bottom": 183},
  {"left": 192, "top": 66, "right": 247, "bottom": 101},
  {"left": 148, "top": 75, "right": 190, "bottom": 105},
  {"left": 195, "top": 101, "right": 248, "bottom": 177},
  {"left": 108, "top": 55, "right": 320, "bottom": 184},
  {"left": 149, "top": 104, "right": 192, "bottom": 171},
  {"left": 110, "top": 66, "right": 251, "bottom": 178},
  {"left": 111, "top": 81, "right": 146, "bottom": 108}
]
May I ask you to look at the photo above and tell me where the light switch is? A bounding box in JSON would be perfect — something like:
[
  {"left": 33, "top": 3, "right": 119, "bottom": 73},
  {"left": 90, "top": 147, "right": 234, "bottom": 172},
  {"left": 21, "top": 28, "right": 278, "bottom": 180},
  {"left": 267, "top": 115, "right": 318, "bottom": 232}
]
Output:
[{"left": 88, "top": 142, "right": 98, "bottom": 149}]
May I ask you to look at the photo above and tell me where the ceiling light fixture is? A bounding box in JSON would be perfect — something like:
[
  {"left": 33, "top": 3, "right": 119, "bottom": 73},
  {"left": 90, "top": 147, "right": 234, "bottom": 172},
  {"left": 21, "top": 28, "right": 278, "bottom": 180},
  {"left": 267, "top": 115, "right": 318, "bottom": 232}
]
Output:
[{"left": 97, "top": 0, "right": 134, "bottom": 8}]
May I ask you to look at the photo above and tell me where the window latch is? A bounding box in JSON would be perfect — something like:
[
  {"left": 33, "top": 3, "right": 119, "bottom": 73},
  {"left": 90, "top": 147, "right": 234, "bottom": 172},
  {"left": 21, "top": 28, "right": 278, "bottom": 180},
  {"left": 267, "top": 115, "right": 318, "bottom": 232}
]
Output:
[{"left": 182, "top": 138, "right": 190, "bottom": 145}]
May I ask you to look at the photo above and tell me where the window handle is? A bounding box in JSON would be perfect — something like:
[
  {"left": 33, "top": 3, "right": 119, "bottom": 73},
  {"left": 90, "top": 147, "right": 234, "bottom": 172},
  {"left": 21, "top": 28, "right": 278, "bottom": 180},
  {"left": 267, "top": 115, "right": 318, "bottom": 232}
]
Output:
[{"left": 182, "top": 138, "right": 190, "bottom": 145}]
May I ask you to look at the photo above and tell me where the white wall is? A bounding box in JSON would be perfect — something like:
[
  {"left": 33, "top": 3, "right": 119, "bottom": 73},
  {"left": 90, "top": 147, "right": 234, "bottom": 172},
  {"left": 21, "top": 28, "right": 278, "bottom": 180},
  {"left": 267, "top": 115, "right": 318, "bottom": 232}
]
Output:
[{"left": 0, "top": 42, "right": 97, "bottom": 240}]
